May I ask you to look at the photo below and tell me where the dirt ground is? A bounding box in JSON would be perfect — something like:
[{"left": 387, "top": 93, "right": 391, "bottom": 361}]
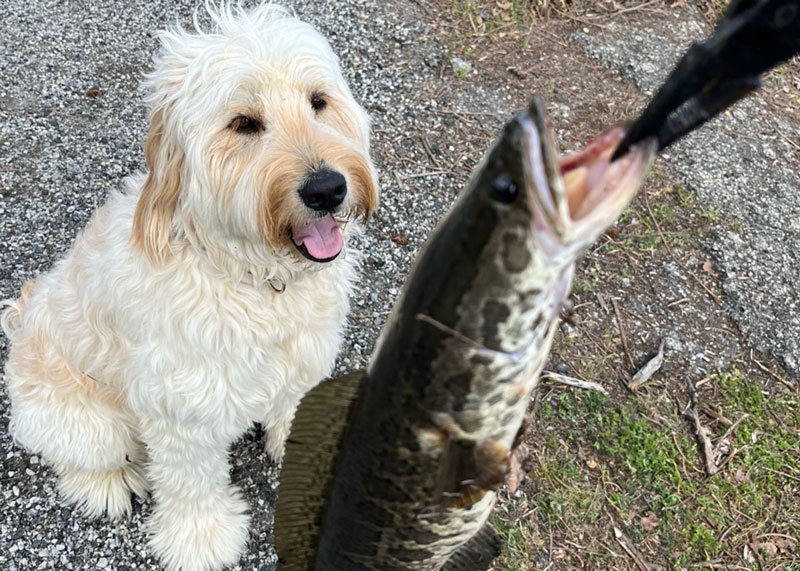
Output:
[{"left": 411, "top": 1, "right": 800, "bottom": 569}]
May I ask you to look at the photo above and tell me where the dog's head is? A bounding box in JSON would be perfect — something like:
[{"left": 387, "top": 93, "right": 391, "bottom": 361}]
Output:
[{"left": 132, "top": 4, "right": 378, "bottom": 269}]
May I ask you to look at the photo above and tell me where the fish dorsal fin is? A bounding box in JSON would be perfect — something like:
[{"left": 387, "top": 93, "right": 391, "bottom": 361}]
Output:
[
  {"left": 440, "top": 522, "right": 501, "bottom": 571},
  {"left": 274, "top": 370, "right": 364, "bottom": 570}
]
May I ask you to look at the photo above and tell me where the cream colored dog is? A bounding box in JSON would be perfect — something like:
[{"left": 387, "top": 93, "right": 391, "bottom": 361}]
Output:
[{"left": 1, "top": 4, "right": 378, "bottom": 570}]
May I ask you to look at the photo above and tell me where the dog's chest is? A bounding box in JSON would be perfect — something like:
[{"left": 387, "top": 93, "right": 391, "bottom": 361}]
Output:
[
  {"left": 226, "top": 271, "right": 345, "bottom": 357},
  {"left": 204, "top": 276, "right": 348, "bottom": 419}
]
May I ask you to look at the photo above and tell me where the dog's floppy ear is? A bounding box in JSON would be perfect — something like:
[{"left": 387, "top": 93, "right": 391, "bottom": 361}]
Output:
[{"left": 132, "top": 108, "right": 184, "bottom": 264}]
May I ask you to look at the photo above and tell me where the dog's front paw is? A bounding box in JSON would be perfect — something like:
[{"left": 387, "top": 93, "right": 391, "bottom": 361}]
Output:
[
  {"left": 264, "top": 420, "right": 290, "bottom": 463},
  {"left": 148, "top": 487, "right": 250, "bottom": 571},
  {"left": 57, "top": 462, "right": 148, "bottom": 520}
]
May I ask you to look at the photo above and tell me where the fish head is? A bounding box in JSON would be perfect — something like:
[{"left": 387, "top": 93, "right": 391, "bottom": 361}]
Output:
[
  {"left": 521, "top": 97, "right": 657, "bottom": 258},
  {"left": 448, "top": 97, "right": 656, "bottom": 355}
]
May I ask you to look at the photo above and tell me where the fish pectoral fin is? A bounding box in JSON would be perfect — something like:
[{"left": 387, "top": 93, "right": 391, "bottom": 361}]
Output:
[
  {"left": 274, "top": 370, "right": 365, "bottom": 570},
  {"left": 440, "top": 522, "right": 501, "bottom": 571},
  {"left": 439, "top": 440, "right": 510, "bottom": 509}
]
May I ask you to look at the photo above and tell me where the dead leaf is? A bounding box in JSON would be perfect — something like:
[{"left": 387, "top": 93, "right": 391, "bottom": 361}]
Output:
[
  {"left": 735, "top": 468, "right": 750, "bottom": 484},
  {"left": 754, "top": 540, "right": 778, "bottom": 558},
  {"left": 640, "top": 511, "right": 659, "bottom": 533},
  {"left": 743, "top": 544, "right": 755, "bottom": 564},
  {"left": 85, "top": 88, "right": 102, "bottom": 98},
  {"left": 702, "top": 259, "right": 718, "bottom": 276},
  {"left": 392, "top": 234, "right": 408, "bottom": 246},
  {"left": 775, "top": 536, "right": 797, "bottom": 554},
  {"left": 506, "top": 66, "right": 527, "bottom": 80},
  {"left": 670, "top": 0, "right": 686, "bottom": 7},
  {"left": 628, "top": 340, "right": 665, "bottom": 390}
]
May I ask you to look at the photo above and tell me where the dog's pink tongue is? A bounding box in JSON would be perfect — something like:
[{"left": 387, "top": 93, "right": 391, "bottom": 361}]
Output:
[{"left": 292, "top": 215, "right": 343, "bottom": 260}]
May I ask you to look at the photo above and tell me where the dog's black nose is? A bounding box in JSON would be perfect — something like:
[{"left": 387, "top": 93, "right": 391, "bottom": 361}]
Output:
[{"left": 298, "top": 169, "right": 347, "bottom": 212}]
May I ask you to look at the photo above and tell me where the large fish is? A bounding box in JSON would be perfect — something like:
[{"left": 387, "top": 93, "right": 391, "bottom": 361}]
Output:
[{"left": 274, "top": 97, "right": 655, "bottom": 570}]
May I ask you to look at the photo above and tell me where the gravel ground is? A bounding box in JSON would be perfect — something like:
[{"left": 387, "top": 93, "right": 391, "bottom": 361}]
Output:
[
  {"left": 1, "top": 1, "right": 797, "bottom": 570},
  {"left": 575, "top": 13, "right": 800, "bottom": 378}
]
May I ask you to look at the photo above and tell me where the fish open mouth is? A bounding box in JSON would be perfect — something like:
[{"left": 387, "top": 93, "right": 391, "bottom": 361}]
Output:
[
  {"left": 559, "top": 127, "right": 636, "bottom": 220},
  {"left": 522, "top": 98, "right": 656, "bottom": 242},
  {"left": 290, "top": 214, "right": 344, "bottom": 263}
]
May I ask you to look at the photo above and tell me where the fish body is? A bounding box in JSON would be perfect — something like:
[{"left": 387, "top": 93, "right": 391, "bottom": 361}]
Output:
[{"left": 275, "top": 97, "right": 655, "bottom": 570}]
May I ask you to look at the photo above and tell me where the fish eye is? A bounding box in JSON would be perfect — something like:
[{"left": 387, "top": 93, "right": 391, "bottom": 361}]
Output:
[{"left": 490, "top": 173, "right": 518, "bottom": 203}]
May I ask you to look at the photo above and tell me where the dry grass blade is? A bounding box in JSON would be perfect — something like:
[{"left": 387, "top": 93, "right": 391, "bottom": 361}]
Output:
[{"left": 628, "top": 339, "right": 665, "bottom": 391}]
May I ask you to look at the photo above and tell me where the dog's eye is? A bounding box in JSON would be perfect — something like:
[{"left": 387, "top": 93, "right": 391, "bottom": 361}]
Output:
[
  {"left": 229, "top": 115, "right": 263, "bottom": 134},
  {"left": 310, "top": 93, "right": 327, "bottom": 112}
]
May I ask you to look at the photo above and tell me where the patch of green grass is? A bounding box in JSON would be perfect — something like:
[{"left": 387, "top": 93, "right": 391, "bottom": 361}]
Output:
[
  {"left": 573, "top": 274, "right": 600, "bottom": 295},
  {"left": 523, "top": 368, "right": 800, "bottom": 568},
  {"left": 492, "top": 513, "right": 539, "bottom": 570},
  {"left": 451, "top": 0, "right": 477, "bottom": 18},
  {"left": 504, "top": 0, "right": 534, "bottom": 24},
  {"left": 626, "top": 231, "right": 660, "bottom": 252},
  {"left": 649, "top": 202, "right": 676, "bottom": 226},
  {"left": 619, "top": 200, "right": 699, "bottom": 253},
  {"left": 699, "top": 205, "right": 722, "bottom": 223},
  {"left": 450, "top": 0, "right": 537, "bottom": 36},
  {"left": 673, "top": 185, "right": 695, "bottom": 208},
  {"left": 727, "top": 216, "right": 745, "bottom": 235}
]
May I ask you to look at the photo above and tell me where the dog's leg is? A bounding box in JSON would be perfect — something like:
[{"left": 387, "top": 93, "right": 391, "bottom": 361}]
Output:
[
  {"left": 140, "top": 417, "right": 250, "bottom": 571},
  {"left": 261, "top": 389, "right": 307, "bottom": 463},
  {"left": 264, "top": 413, "right": 292, "bottom": 462},
  {"left": 4, "top": 333, "right": 147, "bottom": 519}
]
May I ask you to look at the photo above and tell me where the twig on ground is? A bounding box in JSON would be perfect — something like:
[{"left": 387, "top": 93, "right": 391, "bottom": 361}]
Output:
[
  {"left": 608, "top": 0, "right": 663, "bottom": 18},
  {"left": 716, "top": 447, "right": 738, "bottom": 472},
  {"left": 552, "top": 8, "right": 607, "bottom": 29},
  {"left": 772, "top": 491, "right": 785, "bottom": 529},
  {"left": 700, "top": 405, "right": 733, "bottom": 427},
  {"left": 628, "top": 339, "right": 665, "bottom": 391},
  {"left": 718, "top": 414, "right": 749, "bottom": 442},
  {"left": 752, "top": 353, "right": 796, "bottom": 389},
  {"left": 687, "top": 562, "right": 751, "bottom": 569},
  {"left": 612, "top": 298, "right": 635, "bottom": 369},
  {"left": 683, "top": 378, "right": 719, "bottom": 476},
  {"left": 613, "top": 526, "right": 657, "bottom": 571},
  {"left": 419, "top": 136, "right": 441, "bottom": 168},
  {"left": 672, "top": 433, "right": 690, "bottom": 479},
  {"left": 777, "top": 130, "right": 800, "bottom": 152},
  {"left": 761, "top": 466, "right": 800, "bottom": 483},
  {"left": 542, "top": 371, "right": 610, "bottom": 396},
  {"left": 596, "top": 291, "right": 610, "bottom": 313},
  {"left": 398, "top": 170, "right": 450, "bottom": 180}
]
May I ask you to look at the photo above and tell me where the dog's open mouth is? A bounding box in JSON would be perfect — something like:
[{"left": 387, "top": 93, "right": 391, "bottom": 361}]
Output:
[{"left": 290, "top": 214, "right": 344, "bottom": 263}]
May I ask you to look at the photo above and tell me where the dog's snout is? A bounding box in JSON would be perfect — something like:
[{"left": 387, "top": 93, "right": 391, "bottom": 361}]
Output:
[{"left": 298, "top": 169, "right": 347, "bottom": 212}]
